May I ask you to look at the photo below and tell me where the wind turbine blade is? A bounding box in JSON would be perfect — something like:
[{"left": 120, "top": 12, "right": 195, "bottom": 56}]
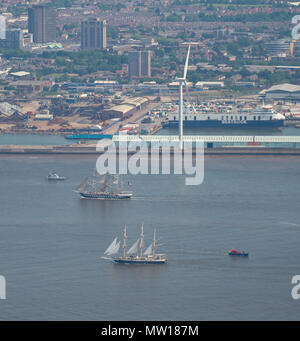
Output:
[{"left": 183, "top": 44, "right": 191, "bottom": 80}]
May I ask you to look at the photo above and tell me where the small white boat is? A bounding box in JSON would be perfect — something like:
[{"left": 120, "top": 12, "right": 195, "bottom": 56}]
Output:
[{"left": 47, "top": 171, "right": 66, "bottom": 181}]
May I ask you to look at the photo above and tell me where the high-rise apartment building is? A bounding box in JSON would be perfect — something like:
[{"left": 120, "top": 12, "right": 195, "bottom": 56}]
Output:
[
  {"left": 141, "top": 51, "right": 151, "bottom": 78},
  {"left": 128, "top": 51, "right": 151, "bottom": 79},
  {"left": 28, "top": 5, "right": 57, "bottom": 43},
  {"left": 0, "top": 29, "right": 24, "bottom": 49},
  {"left": 81, "top": 18, "right": 107, "bottom": 50},
  {"left": 128, "top": 51, "right": 141, "bottom": 78}
]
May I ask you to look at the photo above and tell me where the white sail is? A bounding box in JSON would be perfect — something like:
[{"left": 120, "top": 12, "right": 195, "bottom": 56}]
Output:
[
  {"left": 144, "top": 243, "right": 153, "bottom": 256},
  {"left": 74, "top": 177, "right": 88, "bottom": 192},
  {"left": 108, "top": 241, "right": 120, "bottom": 256},
  {"left": 104, "top": 237, "right": 118, "bottom": 255},
  {"left": 127, "top": 239, "right": 140, "bottom": 255},
  {"left": 112, "top": 174, "right": 119, "bottom": 185}
]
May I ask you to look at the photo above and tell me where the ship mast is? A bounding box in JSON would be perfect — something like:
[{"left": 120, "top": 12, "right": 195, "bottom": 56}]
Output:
[
  {"left": 120, "top": 175, "right": 123, "bottom": 191},
  {"left": 139, "top": 224, "right": 144, "bottom": 257},
  {"left": 122, "top": 224, "right": 127, "bottom": 258},
  {"left": 153, "top": 229, "right": 157, "bottom": 256}
]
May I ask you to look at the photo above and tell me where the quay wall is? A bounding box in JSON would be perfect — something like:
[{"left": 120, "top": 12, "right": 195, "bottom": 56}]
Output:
[{"left": 1, "top": 145, "right": 300, "bottom": 156}]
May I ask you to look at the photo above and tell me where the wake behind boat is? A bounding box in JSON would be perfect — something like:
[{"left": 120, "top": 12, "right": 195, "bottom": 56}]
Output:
[
  {"left": 74, "top": 171, "right": 132, "bottom": 200},
  {"left": 103, "top": 225, "right": 167, "bottom": 264}
]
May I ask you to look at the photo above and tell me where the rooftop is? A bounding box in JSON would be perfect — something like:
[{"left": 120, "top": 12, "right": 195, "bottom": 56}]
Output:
[
  {"left": 260, "top": 83, "right": 300, "bottom": 94},
  {"left": 105, "top": 104, "right": 135, "bottom": 114},
  {"left": 10, "top": 71, "right": 30, "bottom": 77}
]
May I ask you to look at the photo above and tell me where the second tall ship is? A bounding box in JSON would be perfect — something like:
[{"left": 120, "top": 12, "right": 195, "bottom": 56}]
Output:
[{"left": 75, "top": 171, "right": 132, "bottom": 200}]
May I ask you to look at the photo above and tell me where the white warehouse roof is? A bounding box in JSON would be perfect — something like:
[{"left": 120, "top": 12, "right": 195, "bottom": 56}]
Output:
[{"left": 260, "top": 83, "right": 300, "bottom": 94}]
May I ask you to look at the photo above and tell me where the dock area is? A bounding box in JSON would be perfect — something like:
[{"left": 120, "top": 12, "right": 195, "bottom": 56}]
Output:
[
  {"left": 0, "top": 146, "right": 300, "bottom": 156},
  {"left": 2, "top": 135, "right": 300, "bottom": 156}
]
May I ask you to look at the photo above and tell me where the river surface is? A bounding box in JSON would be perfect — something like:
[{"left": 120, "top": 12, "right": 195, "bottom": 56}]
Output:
[
  {"left": 0, "top": 134, "right": 70, "bottom": 146},
  {"left": 0, "top": 155, "right": 300, "bottom": 320}
]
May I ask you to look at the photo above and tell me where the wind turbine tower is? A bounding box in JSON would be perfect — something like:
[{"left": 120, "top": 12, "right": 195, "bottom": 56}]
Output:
[{"left": 175, "top": 44, "right": 191, "bottom": 150}]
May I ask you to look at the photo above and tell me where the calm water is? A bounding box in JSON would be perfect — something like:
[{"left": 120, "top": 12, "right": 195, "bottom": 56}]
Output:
[
  {"left": 0, "top": 155, "right": 300, "bottom": 321},
  {"left": 0, "top": 134, "right": 70, "bottom": 146}
]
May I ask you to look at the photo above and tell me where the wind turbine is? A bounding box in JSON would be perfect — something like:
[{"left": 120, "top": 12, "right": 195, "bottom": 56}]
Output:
[{"left": 175, "top": 44, "right": 191, "bottom": 150}]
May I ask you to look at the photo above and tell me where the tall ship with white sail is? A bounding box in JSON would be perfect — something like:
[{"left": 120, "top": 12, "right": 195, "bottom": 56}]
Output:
[
  {"left": 75, "top": 171, "right": 132, "bottom": 200},
  {"left": 103, "top": 225, "right": 167, "bottom": 264}
]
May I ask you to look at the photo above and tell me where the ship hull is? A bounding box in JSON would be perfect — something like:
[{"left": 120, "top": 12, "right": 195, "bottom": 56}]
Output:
[
  {"left": 228, "top": 252, "right": 248, "bottom": 257},
  {"left": 163, "top": 120, "right": 284, "bottom": 129},
  {"left": 48, "top": 177, "right": 66, "bottom": 181},
  {"left": 114, "top": 259, "right": 166, "bottom": 264},
  {"left": 80, "top": 192, "right": 132, "bottom": 200}
]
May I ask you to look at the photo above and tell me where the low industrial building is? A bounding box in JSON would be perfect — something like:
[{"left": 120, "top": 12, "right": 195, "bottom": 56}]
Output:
[
  {"left": 260, "top": 84, "right": 300, "bottom": 101},
  {"left": 195, "top": 81, "right": 224, "bottom": 89},
  {"left": 9, "top": 80, "right": 53, "bottom": 95},
  {"left": 94, "top": 80, "right": 118, "bottom": 87},
  {"left": 121, "top": 97, "right": 149, "bottom": 110},
  {"left": 102, "top": 104, "right": 135, "bottom": 120},
  {"left": 34, "top": 113, "right": 53, "bottom": 120},
  {"left": 265, "top": 39, "right": 292, "bottom": 57},
  {"left": 102, "top": 96, "right": 149, "bottom": 120},
  {"left": 10, "top": 71, "right": 31, "bottom": 79},
  {"left": 169, "top": 81, "right": 193, "bottom": 89},
  {"left": 234, "top": 81, "right": 255, "bottom": 88},
  {"left": 34, "top": 109, "right": 53, "bottom": 120},
  {"left": 0, "top": 102, "right": 25, "bottom": 121},
  {"left": 65, "top": 81, "right": 118, "bottom": 93}
]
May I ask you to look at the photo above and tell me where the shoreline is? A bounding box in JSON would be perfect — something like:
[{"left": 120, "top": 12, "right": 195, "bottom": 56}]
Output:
[
  {"left": 0, "top": 131, "right": 69, "bottom": 136},
  {"left": 1, "top": 145, "right": 300, "bottom": 156},
  {"left": 0, "top": 119, "right": 300, "bottom": 137}
]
